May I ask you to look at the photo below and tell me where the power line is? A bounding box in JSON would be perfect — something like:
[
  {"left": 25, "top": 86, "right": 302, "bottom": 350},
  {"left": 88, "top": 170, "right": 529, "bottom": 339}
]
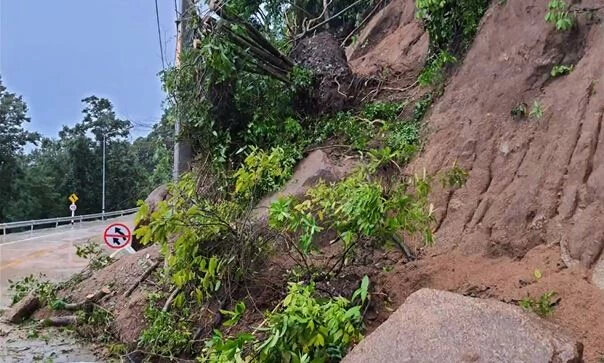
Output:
[{"left": 155, "top": 0, "right": 166, "bottom": 70}]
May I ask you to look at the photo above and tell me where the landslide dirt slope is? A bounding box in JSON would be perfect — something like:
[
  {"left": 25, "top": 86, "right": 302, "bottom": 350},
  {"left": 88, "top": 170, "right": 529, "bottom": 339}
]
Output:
[
  {"left": 350, "top": 0, "right": 604, "bottom": 361},
  {"left": 413, "top": 0, "right": 604, "bottom": 267}
]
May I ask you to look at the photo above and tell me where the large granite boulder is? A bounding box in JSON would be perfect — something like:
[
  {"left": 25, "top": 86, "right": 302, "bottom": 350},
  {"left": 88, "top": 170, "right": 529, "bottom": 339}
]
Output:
[{"left": 343, "top": 289, "right": 583, "bottom": 363}]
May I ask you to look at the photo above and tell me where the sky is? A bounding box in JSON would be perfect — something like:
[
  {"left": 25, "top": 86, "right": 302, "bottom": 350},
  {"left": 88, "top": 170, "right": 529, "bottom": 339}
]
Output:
[{"left": 0, "top": 0, "right": 178, "bottom": 139}]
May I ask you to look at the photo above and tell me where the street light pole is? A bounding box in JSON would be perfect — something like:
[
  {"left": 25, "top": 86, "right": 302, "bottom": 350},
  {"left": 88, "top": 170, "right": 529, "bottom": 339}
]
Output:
[{"left": 102, "top": 132, "right": 106, "bottom": 220}]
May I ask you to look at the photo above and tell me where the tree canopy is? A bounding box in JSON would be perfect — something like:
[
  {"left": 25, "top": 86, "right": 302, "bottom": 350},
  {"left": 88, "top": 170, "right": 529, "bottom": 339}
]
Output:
[{"left": 0, "top": 77, "right": 171, "bottom": 223}]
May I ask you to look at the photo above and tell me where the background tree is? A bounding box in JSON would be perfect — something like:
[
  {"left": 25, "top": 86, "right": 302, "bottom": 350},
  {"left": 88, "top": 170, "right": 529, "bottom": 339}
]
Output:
[{"left": 0, "top": 76, "right": 40, "bottom": 221}]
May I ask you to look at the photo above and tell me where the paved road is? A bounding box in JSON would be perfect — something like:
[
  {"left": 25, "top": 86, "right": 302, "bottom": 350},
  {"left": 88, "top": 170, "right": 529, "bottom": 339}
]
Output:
[{"left": 0, "top": 216, "right": 135, "bottom": 308}]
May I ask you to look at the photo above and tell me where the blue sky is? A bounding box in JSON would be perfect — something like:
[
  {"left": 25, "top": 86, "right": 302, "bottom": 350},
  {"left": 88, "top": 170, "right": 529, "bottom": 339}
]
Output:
[{"left": 0, "top": 0, "right": 178, "bottom": 139}]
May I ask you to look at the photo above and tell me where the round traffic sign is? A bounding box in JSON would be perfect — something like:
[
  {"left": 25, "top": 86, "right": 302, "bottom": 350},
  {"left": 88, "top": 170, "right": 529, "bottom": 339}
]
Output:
[
  {"left": 69, "top": 204, "right": 77, "bottom": 211},
  {"left": 103, "top": 223, "right": 132, "bottom": 249}
]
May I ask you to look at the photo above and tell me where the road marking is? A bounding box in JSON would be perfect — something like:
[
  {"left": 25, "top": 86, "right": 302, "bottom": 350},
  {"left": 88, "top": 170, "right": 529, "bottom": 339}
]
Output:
[
  {"left": 0, "top": 248, "right": 55, "bottom": 271},
  {"left": 0, "top": 229, "right": 77, "bottom": 247}
]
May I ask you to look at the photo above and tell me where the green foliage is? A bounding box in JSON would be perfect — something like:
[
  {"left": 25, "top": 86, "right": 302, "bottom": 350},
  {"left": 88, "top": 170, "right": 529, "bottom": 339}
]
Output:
[
  {"left": 2, "top": 92, "right": 165, "bottom": 223},
  {"left": 139, "top": 294, "right": 193, "bottom": 357},
  {"left": 0, "top": 76, "right": 40, "bottom": 221},
  {"left": 361, "top": 101, "right": 404, "bottom": 122},
  {"left": 76, "top": 305, "right": 115, "bottom": 342},
  {"left": 200, "top": 330, "right": 256, "bottom": 363},
  {"left": 233, "top": 146, "right": 297, "bottom": 201},
  {"left": 269, "top": 169, "right": 434, "bottom": 265},
  {"left": 550, "top": 64, "right": 574, "bottom": 77},
  {"left": 313, "top": 111, "right": 376, "bottom": 150},
  {"left": 384, "top": 122, "right": 421, "bottom": 164},
  {"left": 256, "top": 281, "right": 368, "bottom": 362},
  {"left": 220, "top": 301, "right": 247, "bottom": 328},
  {"left": 520, "top": 291, "right": 558, "bottom": 317},
  {"left": 8, "top": 274, "right": 57, "bottom": 306},
  {"left": 511, "top": 103, "right": 527, "bottom": 119},
  {"left": 413, "top": 94, "right": 434, "bottom": 123},
  {"left": 75, "top": 241, "right": 113, "bottom": 270},
  {"left": 440, "top": 162, "right": 468, "bottom": 189},
  {"left": 135, "top": 174, "right": 234, "bottom": 301},
  {"left": 418, "top": 51, "right": 457, "bottom": 86},
  {"left": 291, "top": 66, "right": 314, "bottom": 89},
  {"left": 201, "top": 278, "right": 370, "bottom": 363},
  {"left": 416, "top": 0, "right": 489, "bottom": 57},
  {"left": 545, "top": 0, "right": 574, "bottom": 31},
  {"left": 529, "top": 101, "right": 544, "bottom": 119}
]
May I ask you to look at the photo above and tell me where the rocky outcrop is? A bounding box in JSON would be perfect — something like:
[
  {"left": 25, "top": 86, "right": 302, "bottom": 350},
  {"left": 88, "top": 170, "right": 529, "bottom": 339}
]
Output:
[
  {"left": 131, "top": 184, "right": 169, "bottom": 251},
  {"left": 343, "top": 289, "right": 583, "bottom": 363},
  {"left": 347, "top": 0, "right": 428, "bottom": 79}
]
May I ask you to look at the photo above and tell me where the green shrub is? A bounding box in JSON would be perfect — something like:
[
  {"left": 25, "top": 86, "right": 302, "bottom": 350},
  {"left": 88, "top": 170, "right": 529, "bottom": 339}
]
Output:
[
  {"left": 199, "top": 277, "right": 370, "bottom": 363},
  {"left": 75, "top": 240, "right": 113, "bottom": 270},
  {"left": 233, "top": 146, "right": 297, "bottom": 201},
  {"left": 413, "top": 94, "right": 434, "bottom": 123},
  {"left": 361, "top": 101, "right": 405, "bottom": 122},
  {"left": 256, "top": 280, "right": 368, "bottom": 362},
  {"left": 550, "top": 64, "right": 573, "bottom": 77},
  {"left": 529, "top": 101, "right": 544, "bottom": 119},
  {"left": 440, "top": 162, "right": 469, "bottom": 189},
  {"left": 269, "top": 169, "right": 434, "bottom": 271},
  {"left": 8, "top": 274, "right": 57, "bottom": 306},
  {"left": 139, "top": 294, "right": 193, "bottom": 358},
  {"left": 416, "top": 0, "right": 489, "bottom": 56},
  {"left": 545, "top": 0, "right": 574, "bottom": 31},
  {"left": 418, "top": 51, "right": 457, "bottom": 86},
  {"left": 520, "top": 291, "right": 558, "bottom": 317}
]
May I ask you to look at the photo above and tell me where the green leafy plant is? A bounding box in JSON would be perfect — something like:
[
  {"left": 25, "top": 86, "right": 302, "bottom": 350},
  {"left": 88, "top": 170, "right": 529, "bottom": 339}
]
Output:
[
  {"left": 8, "top": 274, "right": 57, "bottom": 306},
  {"left": 76, "top": 305, "right": 115, "bottom": 342},
  {"left": 312, "top": 111, "right": 375, "bottom": 150},
  {"left": 385, "top": 122, "right": 421, "bottom": 163},
  {"left": 269, "top": 169, "right": 434, "bottom": 275},
  {"left": 75, "top": 240, "right": 113, "bottom": 270},
  {"left": 520, "top": 291, "right": 558, "bottom": 317},
  {"left": 418, "top": 51, "right": 457, "bottom": 86},
  {"left": 545, "top": 0, "right": 574, "bottom": 31},
  {"left": 416, "top": 0, "right": 488, "bottom": 83},
  {"left": 550, "top": 64, "right": 573, "bottom": 77},
  {"left": 529, "top": 101, "right": 544, "bottom": 119},
  {"left": 200, "top": 330, "right": 256, "bottom": 363},
  {"left": 139, "top": 294, "right": 193, "bottom": 358},
  {"left": 233, "top": 146, "right": 297, "bottom": 201},
  {"left": 361, "top": 101, "right": 404, "bottom": 122},
  {"left": 220, "top": 301, "right": 246, "bottom": 328},
  {"left": 199, "top": 277, "right": 370, "bottom": 363},
  {"left": 290, "top": 66, "right": 313, "bottom": 89},
  {"left": 440, "top": 162, "right": 469, "bottom": 189},
  {"left": 256, "top": 279, "right": 369, "bottom": 362},
  {"left": 413, "top": 94, "right": 434, "bottom": 123},
  {"left": 511, "top": 103, "right": 527, "bottom": 119}
]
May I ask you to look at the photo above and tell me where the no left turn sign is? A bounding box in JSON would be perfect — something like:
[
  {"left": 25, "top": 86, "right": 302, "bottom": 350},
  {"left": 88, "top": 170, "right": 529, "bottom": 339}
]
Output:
[{"left": 103, "top": 223, "right": 132, "bottom": 249}]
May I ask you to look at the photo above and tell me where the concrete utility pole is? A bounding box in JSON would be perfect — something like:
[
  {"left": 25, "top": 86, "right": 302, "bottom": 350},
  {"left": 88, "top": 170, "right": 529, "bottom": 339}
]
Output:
[
  {"left": 102, "top": 132, "right": 106, "bottom": 219},
  {"left": 173, "top": 0, "right": 194, "bottom": 180}
]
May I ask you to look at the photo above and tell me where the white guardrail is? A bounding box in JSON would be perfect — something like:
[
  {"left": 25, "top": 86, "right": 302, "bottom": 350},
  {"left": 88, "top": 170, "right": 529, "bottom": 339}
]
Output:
[{"left": 0, "top": 208, "right": 139, "bottom": 235}]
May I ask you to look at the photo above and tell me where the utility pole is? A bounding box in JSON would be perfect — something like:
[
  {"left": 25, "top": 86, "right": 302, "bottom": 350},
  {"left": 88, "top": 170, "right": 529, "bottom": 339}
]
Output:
[
  {"left": 173, "top": 0, "right": 193, "bottom": 180},
  {"left": 102, "top": 132, "right": 106, "bottom": 220}
]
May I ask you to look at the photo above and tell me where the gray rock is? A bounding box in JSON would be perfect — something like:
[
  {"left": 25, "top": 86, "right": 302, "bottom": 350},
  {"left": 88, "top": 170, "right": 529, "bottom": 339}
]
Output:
[
  {"left": 3, "top": 292, "right": 40, "bottom": 323},
  {"left": 343, "top": 289, "right": 583, "bottom": 363}
]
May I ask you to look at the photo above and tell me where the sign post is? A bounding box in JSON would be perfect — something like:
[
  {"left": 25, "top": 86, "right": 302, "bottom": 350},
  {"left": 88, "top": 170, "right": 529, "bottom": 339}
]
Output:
[
  {"left": 68, "top": 193, "right": 79, "bottom": 225},
  {"left": 69, "top": 203, "right": 77, "bottom": 224}
]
